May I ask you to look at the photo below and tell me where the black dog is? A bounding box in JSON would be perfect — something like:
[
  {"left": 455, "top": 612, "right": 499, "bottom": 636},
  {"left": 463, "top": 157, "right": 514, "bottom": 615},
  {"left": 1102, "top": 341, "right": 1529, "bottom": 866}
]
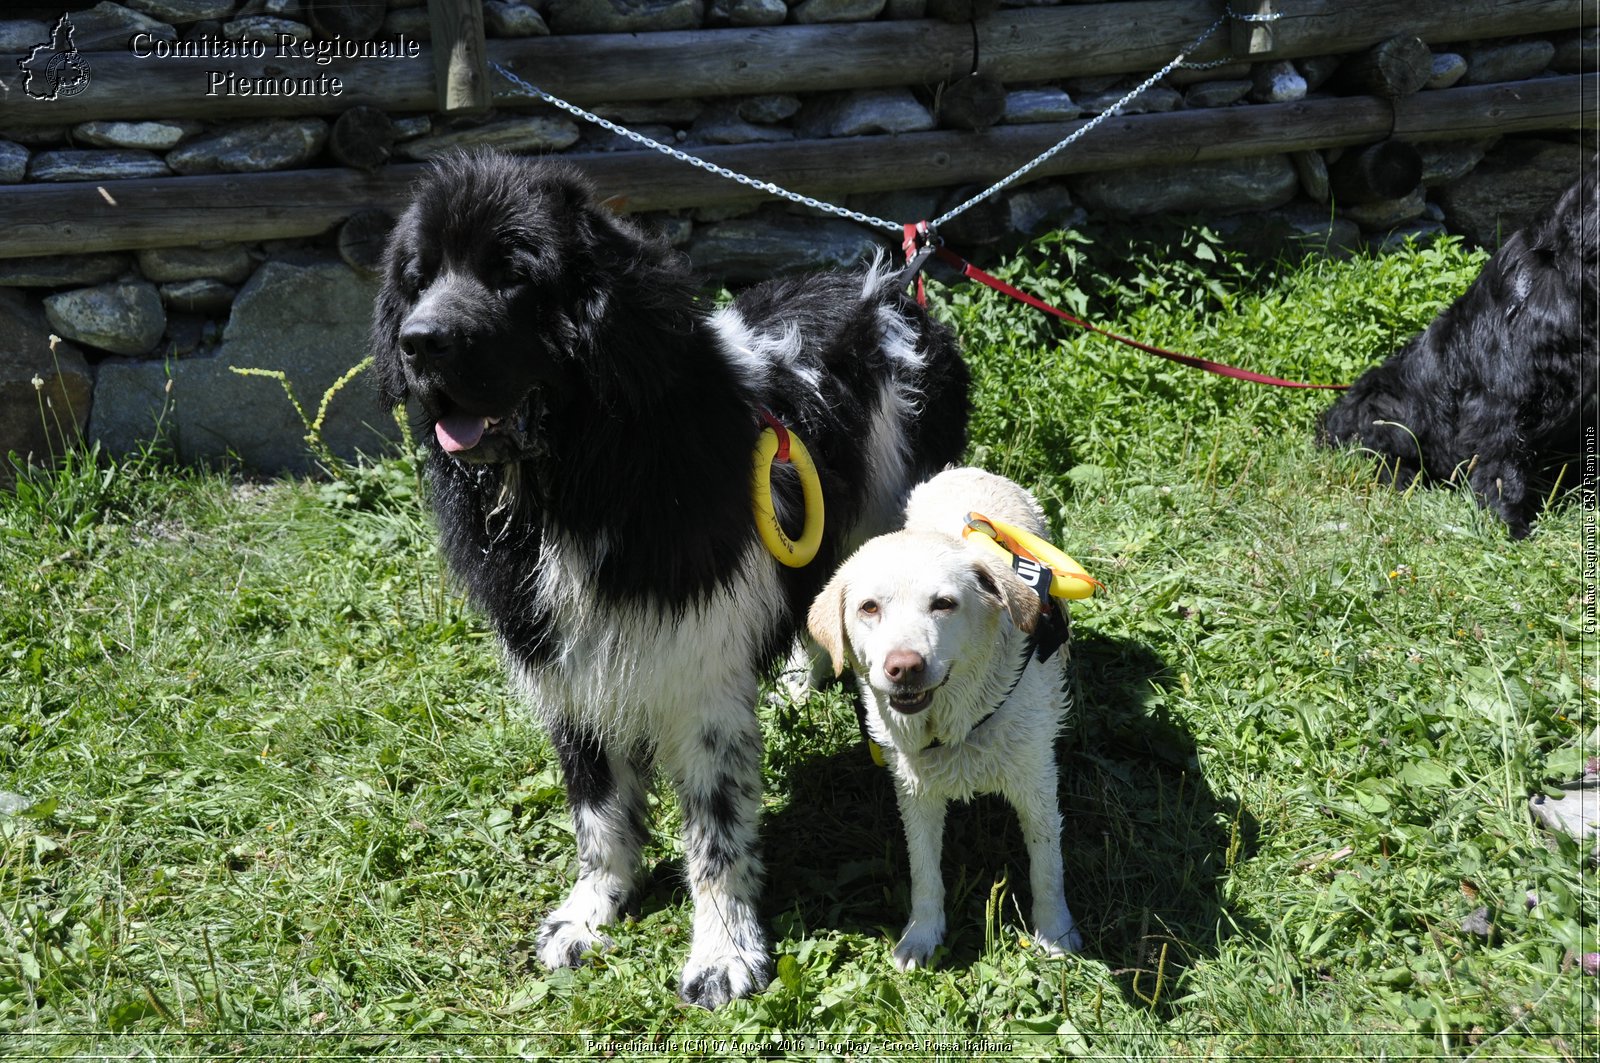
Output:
[
  {"left": 371, "top": 151, "right": 969, "bottom": 1008},
  {"left": 1320, "top": 166, "right": 1597, "bottom": 538}
]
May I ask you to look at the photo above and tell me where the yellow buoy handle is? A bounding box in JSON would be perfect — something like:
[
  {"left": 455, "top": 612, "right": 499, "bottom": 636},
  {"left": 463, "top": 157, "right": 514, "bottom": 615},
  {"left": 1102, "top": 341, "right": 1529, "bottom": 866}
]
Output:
[
  {"left": 752, "top": 422, "right": 825, "bottom": 568},
  {"left": 963, "top": 512, "right": 1100, "bottom": 600}
]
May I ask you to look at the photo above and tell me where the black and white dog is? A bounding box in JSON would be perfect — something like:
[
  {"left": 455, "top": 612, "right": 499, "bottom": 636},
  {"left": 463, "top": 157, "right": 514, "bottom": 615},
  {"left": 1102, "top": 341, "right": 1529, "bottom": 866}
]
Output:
[
  {"left": 1320, "top": 166, "right": 1598, "bottom": 538},
  {"left": 371, "top": 151, "right": 970, "bottom": 1008}
]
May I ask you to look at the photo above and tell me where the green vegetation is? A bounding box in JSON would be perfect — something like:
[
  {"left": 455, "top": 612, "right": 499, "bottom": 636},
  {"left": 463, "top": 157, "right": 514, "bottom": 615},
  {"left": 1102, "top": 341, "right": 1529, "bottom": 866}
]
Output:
[{"left": 2, "top": 228, "right": 1593, "bottom": 1059}]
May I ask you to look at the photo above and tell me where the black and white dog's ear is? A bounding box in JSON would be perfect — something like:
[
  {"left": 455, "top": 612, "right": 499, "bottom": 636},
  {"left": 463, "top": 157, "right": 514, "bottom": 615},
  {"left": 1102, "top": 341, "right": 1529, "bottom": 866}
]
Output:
[
  {"left": 806, "top": 573, "right": 850, "bottom": 678},
  {"left": 369, "top": 214, "right": 415, "bottom": 409}
]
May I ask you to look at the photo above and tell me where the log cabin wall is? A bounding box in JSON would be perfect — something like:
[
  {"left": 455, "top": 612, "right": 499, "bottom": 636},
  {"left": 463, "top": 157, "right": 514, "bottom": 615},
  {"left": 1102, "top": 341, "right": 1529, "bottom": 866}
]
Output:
[{"left": 0, "top": 0, "right": 1592, "bottom": 472}]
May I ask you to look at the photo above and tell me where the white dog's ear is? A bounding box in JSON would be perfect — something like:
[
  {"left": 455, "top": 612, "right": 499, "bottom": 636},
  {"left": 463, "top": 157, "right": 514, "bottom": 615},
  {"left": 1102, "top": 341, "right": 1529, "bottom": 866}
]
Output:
[
  {"left": 971, "top": 552, "right": 1043, "bottom": 634},
  {"left": 806, "top": 573, "right": 849, "bottom": 677}
]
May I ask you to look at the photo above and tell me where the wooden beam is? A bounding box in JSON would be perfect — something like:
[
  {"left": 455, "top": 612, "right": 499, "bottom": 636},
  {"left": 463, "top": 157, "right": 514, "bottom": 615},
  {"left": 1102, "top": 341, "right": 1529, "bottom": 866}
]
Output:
[
  {"left": 0, "top": 76, "right": 1586, "bottom": 259},
  {"left": 427, "top": 0, "right": 492, "bottom": 114},
  {"left": 0, "top": 1, "right": 1581, "bottom": 125}
]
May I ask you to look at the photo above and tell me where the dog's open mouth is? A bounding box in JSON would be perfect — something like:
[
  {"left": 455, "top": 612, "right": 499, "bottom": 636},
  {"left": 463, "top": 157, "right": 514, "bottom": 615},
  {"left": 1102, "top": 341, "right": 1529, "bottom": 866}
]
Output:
[
  {"left": 889, "top": 688, "right": 935, "bottom": 714},
  {"left": 431, "top": 397, "right": 542, "bottom": 463}
]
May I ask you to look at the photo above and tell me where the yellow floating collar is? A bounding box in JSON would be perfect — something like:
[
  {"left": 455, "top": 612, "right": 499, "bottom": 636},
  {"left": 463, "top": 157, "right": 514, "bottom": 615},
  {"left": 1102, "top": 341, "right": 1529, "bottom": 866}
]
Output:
[
  {"left": 962, "top": 512, "right": 1100, "bottom": 600},
  {"left": 751, "top": 411, "right": 824, "bottom": 568}
]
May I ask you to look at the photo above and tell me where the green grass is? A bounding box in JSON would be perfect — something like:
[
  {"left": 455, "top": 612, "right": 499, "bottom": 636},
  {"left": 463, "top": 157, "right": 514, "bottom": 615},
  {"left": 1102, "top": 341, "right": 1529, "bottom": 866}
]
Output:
[{"left": 1, "top": 228, "right": 1594, "bottom": 1060}]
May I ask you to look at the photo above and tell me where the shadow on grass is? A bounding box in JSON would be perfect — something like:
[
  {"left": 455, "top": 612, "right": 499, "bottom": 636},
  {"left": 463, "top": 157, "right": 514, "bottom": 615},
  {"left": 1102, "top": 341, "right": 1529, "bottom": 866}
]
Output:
[{"left": 757, "top": 631, "right": 1258, "bottom": 1014}]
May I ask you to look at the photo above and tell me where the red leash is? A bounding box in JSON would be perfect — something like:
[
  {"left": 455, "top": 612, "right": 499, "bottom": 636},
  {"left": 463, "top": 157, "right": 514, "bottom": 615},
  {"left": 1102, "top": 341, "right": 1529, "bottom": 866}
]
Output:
[{"left": 916, "top": 237, "right": 1347, "bottom": 391}]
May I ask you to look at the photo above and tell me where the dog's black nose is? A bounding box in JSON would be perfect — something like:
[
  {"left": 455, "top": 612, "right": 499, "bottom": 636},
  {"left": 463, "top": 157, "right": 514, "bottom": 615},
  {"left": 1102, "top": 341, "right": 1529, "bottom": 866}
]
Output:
[
  {"left": 399, "top": 318, "right": 454, "bottom": 363},
  {"left": 883, "top": 650, "right": 926, "bottom": 685}
]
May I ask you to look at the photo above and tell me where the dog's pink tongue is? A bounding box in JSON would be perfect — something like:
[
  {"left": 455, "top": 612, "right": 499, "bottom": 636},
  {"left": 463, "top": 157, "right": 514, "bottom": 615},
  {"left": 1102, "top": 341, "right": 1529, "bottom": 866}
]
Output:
[{"left": 435, "top": 413, "right": 488, "bottom": 453}]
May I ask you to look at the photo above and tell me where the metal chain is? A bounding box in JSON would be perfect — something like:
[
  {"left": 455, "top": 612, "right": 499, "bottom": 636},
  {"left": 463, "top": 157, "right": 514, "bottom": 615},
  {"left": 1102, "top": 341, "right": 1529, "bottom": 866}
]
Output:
[
  {"left": 491, "top": 62, "right": 904, "bottom": 233},
  {"left": 491, "top": 3, "right": 1284, "bottom": 235}
]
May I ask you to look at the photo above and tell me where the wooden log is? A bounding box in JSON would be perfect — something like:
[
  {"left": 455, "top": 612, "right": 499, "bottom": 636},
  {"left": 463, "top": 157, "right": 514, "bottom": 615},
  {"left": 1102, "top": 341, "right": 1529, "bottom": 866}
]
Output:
[
  {"left": 1231, "top": 1, "right": 1277, "bottom": 57},
  {"left": 338, "top": 208, "right": 395, "bottom": 276},
  {"left": 0, "top": 76, "right": 1583, "bottom": 260},
  {"left": 428, "top": 0, "right": 492, "bottom": 115},
  {"left": 1328, "top": 140, "right": 1423, "bottom": 203},
  {"left": 1329, "top": 35, "right": 1433, "bottom": 98},
  {"left": 0, "top": 2, "right": 1582, "bottom": 126},
  {"left": 939, "top": 76, "right": 1008, "bottom": 132},
  {"left": 329, "top": 106, "right": 397, "bottom": 170}
]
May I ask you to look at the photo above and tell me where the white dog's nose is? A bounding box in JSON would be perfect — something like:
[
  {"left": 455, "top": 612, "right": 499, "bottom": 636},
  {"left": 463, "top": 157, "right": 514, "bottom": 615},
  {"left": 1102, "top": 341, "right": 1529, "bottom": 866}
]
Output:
[{"left": 883, "top": 650, "right": 926, "bottom": 685}]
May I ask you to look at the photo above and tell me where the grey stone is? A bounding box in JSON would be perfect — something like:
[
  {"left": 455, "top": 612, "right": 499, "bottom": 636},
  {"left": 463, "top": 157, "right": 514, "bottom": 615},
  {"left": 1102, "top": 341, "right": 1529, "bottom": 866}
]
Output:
[
  {"left": 817, "top": 89, "right": 935, "bottom": 137},
  {"left": 578, "top": 123, "right": 680, "bottom": 152},
  {"left": 1552, "top": 30, "right": 1597, "bottom": 75},
  {"left": 1251, "top": 60, "right": 1307, "bottom": 103},
  {"left": 1460, "top": 906, "right": 1494, "bottom": 940},
  {"left": 1077, "top": 84, "right": 1181, "bottom": 116},
  {"left": 1291, "top": 149, "right": 1329, "bottom": 202},
  {"left": 0, "top": 253, "right": 132, "bottom": 288},
  {"left": 1007, "top": 183, "right": 1083, "bottom": 235},
  {"left": 793, "top": 0, "right": 886, "bottom": 22},
  {"left": 885, "top": 0, "right": 926, "bottom": 16},
  {"left": 1426, "top": 52, "right": 1467, "bottom": 90},
  {"left": 688, "top": 104, "right": 795, "bottom": 145},
  {"left": 137, "top": 245, "right": 255, "bottom": 284},
  {"left": 382, "top": 8, "right": 431, "bottom": 37},
  {"left": 1417, "top": 139, "right": 1495, "bottom": 187},
  {"left": 1461, "top": 40, "right": 1555, "bottom": 86},
  {"left": 1529, "top": 780, "right": 1599, "bottom": 862},
  {"left": 595, "top": 99, "right": 705, "bottom": 125},
  {"left": 44, "top": 280, "right": 166, "bottom": 356},
  {"left": 729, "top": 0, "right": 788, "bottom": 24},
  {"left": 166, "top": 119, "right": 328, "bottom": 174},
  {"left": 395, "top": 116, "right": 581, "bottom": 160},
  {"left": 0, "top": 141, "right": 26, "bottom": 184},
  {"left": 391, "top": 116, "right": 432, "bottom": 141},
  {"left": 224, "top": 15, "right": 312, "bottom": 44},
  {"left": 548, "top": 0, "right": 705, "bottom": 33},
  {"left": 159, "top": 278, "right": 237, "bottom": 315},
  {"left": 0, "top": 290, "right": 92, "bottom": 476},
  {"left": 485, "top": 1, "right": 550, "bottom": 36},
  {"left": 1340, "top": 187, "right": 1427, "bottom": 230},
  {"left": 27, "top": 149, "right": 171, "bottom": 182},
  {"left": 1071, "top": 155, "right": 1300, "bottom": 216},
  {"left": 1002, "top": 88, "right": 1081, "bottom": 124},
  {"left": 123, "top": 0, "right": 236, "bottom": 19},
  {"left": 1438, "top": 139, "right": 1583, "bottom": 248},
  {"left": 1183, "top": 79, "right": 1252, "bottom": 109},
  {"left": 71, "top": 3, "right": 177, "bottom": 50},
  {"left": 689, "top": 214, "right": 882, "bottom": 285},
  {"left": 89, "top": 260, "right": 399, "bottom": 472},
  {"left": 72, "top": 119, "right": 202, "bottom": 151},
  {"left": 238, "top": 0, "right": 303, "bottom": 14},
  {"left": 1368, "top": 219, "right": 1448, "bottom": 255},
  {"left": 737, "top": 95, "right": 802, "bottom": 124},
  {"left": 1165, "top": 61, "right": 1249, "bottom": 88},
  {"left": 1213, "top": 205, "right": 1363, "bottom": 261},
  {"left": 846, "top": 187, "right": 942, "bottom": 229},
  {"left": 0, "top": 126, "right": 68, "bottom": 147},
  {"left": 1294, "top": 54, "right": 1343, "bottom": 93},
  {"left": 0, "top": 21, "right": 48, "bottom": 52}
]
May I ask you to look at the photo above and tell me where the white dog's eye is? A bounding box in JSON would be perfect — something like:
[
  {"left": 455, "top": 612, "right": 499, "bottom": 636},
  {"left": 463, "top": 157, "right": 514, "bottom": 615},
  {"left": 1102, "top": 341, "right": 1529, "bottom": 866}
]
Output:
[
  {"left": 931, "top": 595, "right": 957, "bottom": 613},
  {"left": 858, "top": 599, "right": 879, "bottom": 617}
]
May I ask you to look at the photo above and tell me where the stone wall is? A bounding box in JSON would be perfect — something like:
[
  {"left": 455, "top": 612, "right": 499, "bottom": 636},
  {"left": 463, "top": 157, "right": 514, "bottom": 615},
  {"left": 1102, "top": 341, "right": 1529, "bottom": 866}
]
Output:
[{"left": 0, "top": 1, "right": 1592, "bottom": 474}]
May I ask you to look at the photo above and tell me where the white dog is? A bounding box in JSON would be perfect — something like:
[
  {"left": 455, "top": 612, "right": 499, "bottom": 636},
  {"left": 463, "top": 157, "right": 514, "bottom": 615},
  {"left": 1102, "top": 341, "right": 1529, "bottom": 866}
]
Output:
[{"left": 808, "top": 467, "right": 1085, "bottom": 970}]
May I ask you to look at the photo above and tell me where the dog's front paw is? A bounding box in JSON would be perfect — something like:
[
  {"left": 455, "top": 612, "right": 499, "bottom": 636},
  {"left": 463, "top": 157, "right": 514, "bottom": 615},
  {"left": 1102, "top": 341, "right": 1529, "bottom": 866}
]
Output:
[
  {"left": 891, "top": 915, "right": 946, "bottom": 972},
  {"left": 1032, "top": 914, "right": 1084, "bottom": 957},
  {"left": 679, "top": 949, "right": 770, "bottom": 1010},
  {"left": 535, "top": 916, "right": 612, "bottom": 969}
]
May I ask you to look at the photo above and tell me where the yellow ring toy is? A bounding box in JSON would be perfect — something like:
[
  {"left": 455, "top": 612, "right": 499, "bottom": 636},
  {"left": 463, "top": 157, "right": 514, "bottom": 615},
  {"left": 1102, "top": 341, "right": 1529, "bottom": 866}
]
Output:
[
  {"left": 752, "top": 422, "right": 824, "bottom": 567},
  {"left": 963, "top": 512, "right": 1100, "bottom": 600}
]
